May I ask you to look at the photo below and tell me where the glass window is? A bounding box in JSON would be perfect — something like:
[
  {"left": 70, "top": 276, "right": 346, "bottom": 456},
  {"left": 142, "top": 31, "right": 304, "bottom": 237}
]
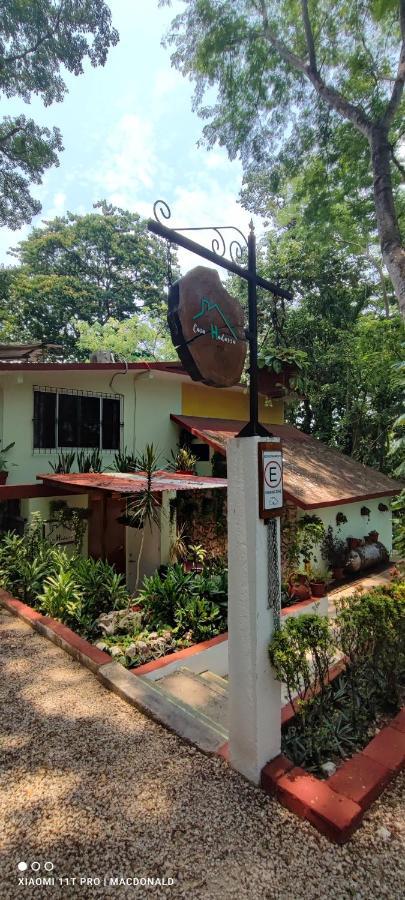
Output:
[
  {"left": 33, "top": 390, "right": 56, "bottom": 449},
  {"left": 102, "top": 397, "right": 120, "bottom": 450},
  {"left": 34, "top": 388, "right": 121, "bottom": 450}
]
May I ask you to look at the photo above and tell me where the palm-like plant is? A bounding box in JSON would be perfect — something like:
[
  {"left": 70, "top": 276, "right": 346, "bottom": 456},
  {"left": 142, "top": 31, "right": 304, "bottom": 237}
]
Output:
[{"left": 127, "top": 443, "right": 161, "bottom": 590}]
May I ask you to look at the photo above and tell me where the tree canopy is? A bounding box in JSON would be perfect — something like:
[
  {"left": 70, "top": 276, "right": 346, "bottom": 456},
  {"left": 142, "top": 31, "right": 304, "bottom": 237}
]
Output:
[
  {"left": 1, "top": 203, "right": 177, "bottom": 357},
  {"left": 0, "top": 0, "right": 118, "bottom": 228},
  {"left": 163, "top": 0, "right": 405, "bottom": 316}
]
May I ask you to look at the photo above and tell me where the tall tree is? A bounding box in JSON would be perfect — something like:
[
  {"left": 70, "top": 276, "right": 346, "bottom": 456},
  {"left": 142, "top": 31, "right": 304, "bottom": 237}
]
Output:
[
  {"left": 163, "top": 0, "right": 405, "bottom": 317},
  {"left": 6, "top": 203, "right": 177, "bottom": 356},
  {"left": 0, "top": 0, "right": 118, "bottom": 229}
]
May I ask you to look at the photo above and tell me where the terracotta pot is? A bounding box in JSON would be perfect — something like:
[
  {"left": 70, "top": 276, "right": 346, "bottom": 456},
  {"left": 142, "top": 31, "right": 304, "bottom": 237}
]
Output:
[
  {"left": 0, "top": 471, "right": 8, "bottom": 485},
  {"left": 332, "top": 567, "right": 345, "bottom": 581},
  {"left": 347, "top": 537, "right": 361, "bottom": 550},
  {"left": 288, "top": 573, "right": 311, "bottom": 602},
  {"left": 310, "top": 581, "right": 326, "bottom": 598}
]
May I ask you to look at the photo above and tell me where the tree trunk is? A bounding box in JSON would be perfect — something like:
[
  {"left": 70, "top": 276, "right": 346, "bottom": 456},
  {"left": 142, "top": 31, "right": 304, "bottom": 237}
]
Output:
[{"left": 370, "top": 126, "right": 405, "bottom": 319}]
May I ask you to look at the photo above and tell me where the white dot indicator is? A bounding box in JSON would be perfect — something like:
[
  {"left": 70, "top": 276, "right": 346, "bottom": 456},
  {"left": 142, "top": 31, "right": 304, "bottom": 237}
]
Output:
[{"left": 17, "top": 862, "right": 27, "bottom": 871}]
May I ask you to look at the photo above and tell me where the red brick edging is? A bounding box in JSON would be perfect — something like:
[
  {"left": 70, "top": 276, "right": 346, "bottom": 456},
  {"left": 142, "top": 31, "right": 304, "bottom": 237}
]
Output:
[
  {"left": 0, "top": 589, "right": 112, "bottom": 673},
  {"left": 261, "top": 711, "right": 405, "bottom": 843},
  {"left": 134, "top": 632, "right": 228, "bottom": 676}
]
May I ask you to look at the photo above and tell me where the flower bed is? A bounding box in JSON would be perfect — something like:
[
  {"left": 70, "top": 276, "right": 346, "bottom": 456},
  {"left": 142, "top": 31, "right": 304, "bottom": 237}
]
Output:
[{"left": 0, "top": 521, "right": 228, "bottom": 671}]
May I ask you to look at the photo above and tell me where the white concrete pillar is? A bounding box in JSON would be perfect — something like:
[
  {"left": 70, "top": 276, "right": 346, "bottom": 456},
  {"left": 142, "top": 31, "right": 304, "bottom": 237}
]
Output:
[{"left": 227, "top": 436, "right": 281, "bottom": 783}]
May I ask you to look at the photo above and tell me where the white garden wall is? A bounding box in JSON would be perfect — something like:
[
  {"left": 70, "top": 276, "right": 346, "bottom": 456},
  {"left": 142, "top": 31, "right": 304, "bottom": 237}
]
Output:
[{"left": 300, "top": 496, "right": 393, "bottom": 576}]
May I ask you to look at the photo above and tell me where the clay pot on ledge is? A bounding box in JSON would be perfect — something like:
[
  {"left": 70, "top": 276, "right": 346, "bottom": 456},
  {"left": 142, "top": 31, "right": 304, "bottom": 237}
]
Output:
[
  {"left": 332, "top": 567, "right": 345, "bottom": 581},
  {"left": 0, "top": 471, "right": 8, "bottom": 485},
  {"left": 347, "top": 536, "right": 362, "bottom": 550},
  {"left": 288, "top": 573, "right": 312, "bottom": 602},
  {"left": 310, "top": 580, "right": 327, "bottom": 598}
]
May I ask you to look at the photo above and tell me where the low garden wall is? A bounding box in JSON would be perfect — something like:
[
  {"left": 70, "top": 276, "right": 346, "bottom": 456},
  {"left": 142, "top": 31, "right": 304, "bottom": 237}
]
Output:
[{"left": 136, "top": 594, "right": 329, "bottom": 681}]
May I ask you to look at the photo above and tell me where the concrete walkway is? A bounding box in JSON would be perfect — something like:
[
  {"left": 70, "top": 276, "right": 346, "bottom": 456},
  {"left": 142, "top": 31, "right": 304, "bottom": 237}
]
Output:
[{"left": 1, "top": 609, "right": 404, "bottom": 900}]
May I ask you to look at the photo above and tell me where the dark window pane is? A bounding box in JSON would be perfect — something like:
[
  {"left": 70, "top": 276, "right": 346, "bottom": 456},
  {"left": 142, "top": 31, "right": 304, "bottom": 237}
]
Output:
[
  {"left": 34, "top": 391, "right": 56, "bottom": 448},
  {"left": 102, "top": 398, "right": 120, "bottom": 450},
  {"left": 78, "top": 396, "right": 100, "bottom": 448},
  {"left": 191, "top": 443, "right": 210, "bottom": 461},
  {"left": 58, "top": 394, "right": 78, "bottom": 447}
]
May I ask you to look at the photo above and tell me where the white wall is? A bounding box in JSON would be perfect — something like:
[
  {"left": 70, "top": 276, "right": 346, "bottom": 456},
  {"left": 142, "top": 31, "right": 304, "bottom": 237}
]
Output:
[
  {"left": 0, "top": 369, "right": 182, "bottom": 485},
  {"left": 300, "top": 496, "right": 393, "bottom": 574}
]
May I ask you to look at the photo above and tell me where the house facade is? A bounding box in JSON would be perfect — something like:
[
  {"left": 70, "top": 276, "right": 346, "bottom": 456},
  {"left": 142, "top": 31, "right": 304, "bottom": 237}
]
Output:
[{"left": 0, "top": 357, "right": 400, "bottom": 586}]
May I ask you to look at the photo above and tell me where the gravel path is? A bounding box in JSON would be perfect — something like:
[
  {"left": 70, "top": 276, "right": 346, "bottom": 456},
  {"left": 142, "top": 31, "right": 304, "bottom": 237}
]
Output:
[{"left": 1, "top": 609, "right": 404, "bottom": 900}]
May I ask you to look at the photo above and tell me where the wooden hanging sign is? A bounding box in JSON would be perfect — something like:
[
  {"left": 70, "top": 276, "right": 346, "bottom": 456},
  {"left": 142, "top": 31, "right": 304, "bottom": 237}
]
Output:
[{"left": 168, "top": 265, "right": 246, "bottom": 388}]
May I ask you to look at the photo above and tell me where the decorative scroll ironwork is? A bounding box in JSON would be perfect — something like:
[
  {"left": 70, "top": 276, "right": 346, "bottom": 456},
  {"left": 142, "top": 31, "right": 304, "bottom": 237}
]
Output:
[
  {"left": 267, "top": 518, "right": 281, "bottom": 628},
  {"left": 153, "top": 199, "right": 248, "bottom": 265}
]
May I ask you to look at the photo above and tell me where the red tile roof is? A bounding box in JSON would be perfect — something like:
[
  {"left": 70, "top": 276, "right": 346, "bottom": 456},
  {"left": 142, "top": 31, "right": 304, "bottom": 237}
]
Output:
[
  {"left": 38, "top": 469, "right": 227, "bottom": 495},
  {"left": 171, "top": 415, "right": 402, "bottom": 509}
]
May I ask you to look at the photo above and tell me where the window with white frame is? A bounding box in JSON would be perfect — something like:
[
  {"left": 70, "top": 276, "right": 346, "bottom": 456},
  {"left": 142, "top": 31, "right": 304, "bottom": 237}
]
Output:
[{"left": 33, "top": 386, "right": 123, "bottom": 452}]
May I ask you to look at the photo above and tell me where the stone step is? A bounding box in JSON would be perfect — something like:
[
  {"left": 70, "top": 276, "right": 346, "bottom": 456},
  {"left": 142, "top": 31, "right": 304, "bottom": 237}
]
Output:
[{"left": 155, "top": 667, "right": 229, "bottom": 734}]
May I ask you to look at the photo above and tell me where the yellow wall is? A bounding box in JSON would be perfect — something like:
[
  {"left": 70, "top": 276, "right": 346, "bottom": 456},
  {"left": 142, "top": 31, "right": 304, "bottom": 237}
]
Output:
[{"left": 181, "top": 383, "right": 284, "bottom": 424}]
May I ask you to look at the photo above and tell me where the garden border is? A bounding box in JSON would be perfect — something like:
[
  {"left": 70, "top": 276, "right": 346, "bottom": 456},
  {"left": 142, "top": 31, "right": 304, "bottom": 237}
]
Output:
[
  {"left": 261, "top": 711, "right": 405, "bottom": 844},
  {"left": 2, "top": 586, "right": 403, "bottom": 845}
]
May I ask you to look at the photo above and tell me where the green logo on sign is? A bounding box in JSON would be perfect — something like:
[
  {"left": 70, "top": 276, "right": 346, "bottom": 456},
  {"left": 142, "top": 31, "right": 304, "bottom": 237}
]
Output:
[{"left": 193, "top": 297, "right": 238, "bottom": 342}]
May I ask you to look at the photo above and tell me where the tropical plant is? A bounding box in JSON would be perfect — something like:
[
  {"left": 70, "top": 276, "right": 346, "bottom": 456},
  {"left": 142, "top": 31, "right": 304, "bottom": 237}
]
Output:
[
  {"left": 49, "top": 451, "right": 76, "bottom": 474},
  {"left": 39, "top": 564, "right": 83, "bottom": 627},
  {"left": 0, "top": 441, "right": 15, "bottom": 472},
  {"left": 136, "top": 565, "right": 197, "bottom": 629},
  {"left": 321, "top": 526, "right": 348, "bottom": 570},
  {"left": 127, "top": 443, "right": 161, "bottom": 589},
  {"left": 111, "top": 446, "right": 138, "bottom": 473},
  {"left": 72, "top": 556, "right": 129, "bottom": 620},
  {"left": 296, "top": 515, "right": 325, "bottom": 568},
  {"left": 167, "top": 446, "right": 197, "bottom": 474},
  {"left": 174, "top": 595, "right": 222, "bottom": 643},
  {"left": 77, "top": 449, "right": 103, "bottom": 473},
  {"left": 169, "top": 523, "right": 188, "bottom": 564},
  {"left": 187, "top": 544, "right": 207, "bottom": 567}
]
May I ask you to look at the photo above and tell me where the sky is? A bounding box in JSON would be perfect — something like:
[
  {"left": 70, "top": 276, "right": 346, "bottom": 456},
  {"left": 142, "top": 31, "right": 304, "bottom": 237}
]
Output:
[{"left": 0, "top": 0, "right": 260, "bottom": 275}]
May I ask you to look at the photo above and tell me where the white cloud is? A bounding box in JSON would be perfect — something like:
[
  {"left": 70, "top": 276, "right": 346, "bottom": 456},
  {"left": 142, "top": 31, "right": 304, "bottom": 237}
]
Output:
[{"left": 95, "top": 114, "right": 157, "bottom": 202}]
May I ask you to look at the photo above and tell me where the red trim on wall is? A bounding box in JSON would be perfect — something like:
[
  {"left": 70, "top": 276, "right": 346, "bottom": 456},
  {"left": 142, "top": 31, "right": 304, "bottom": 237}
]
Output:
[
  {"left": 133, "top": 632, "right": 228, "bottom": 677},
  {"left": 0, "top": 483, "right": 88, "bottom": 500}
]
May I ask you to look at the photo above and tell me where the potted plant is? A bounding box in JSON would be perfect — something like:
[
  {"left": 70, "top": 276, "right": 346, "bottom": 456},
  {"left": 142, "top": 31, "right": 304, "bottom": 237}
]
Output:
[
  {"left": 308, "top": 566, "right": 330, "bottom": 598},
  {"left": 347, "top": 536, "right": 362, "bottom": 550},
  {"left": 288, "top": 571, "right": 312, "bottom": 602},
  {"left": 0, "top": 441, "right": 15, "bottom": 484},
  {"left": 321, "top": 526, "right": 348, "bottom": 581},
  {"left": 184, "top": 543, "right": 207, "bottom": 573},
  {"left": 167, "top": 445, "right": 197, "bottom": 475}
]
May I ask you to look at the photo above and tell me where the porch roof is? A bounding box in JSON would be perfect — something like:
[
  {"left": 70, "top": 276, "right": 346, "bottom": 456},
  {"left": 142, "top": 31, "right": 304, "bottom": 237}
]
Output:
[
  {"left": 170, "top": 415, "right": 402, "bottom": 510},
  {"left": 37, "top": 469, "right": 227, "bottom": 496}
]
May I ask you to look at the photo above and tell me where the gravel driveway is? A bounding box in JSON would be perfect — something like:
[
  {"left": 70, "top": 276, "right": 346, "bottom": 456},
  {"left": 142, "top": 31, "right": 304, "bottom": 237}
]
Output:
[{"left": 0, "top": 608, "right": 404, "bottom": 900}]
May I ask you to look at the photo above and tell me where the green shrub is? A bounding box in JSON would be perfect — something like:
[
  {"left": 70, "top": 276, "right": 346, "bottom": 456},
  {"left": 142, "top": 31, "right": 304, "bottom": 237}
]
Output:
[
  {"left": 136, "top": 563, "right": 227, "bottom": 639},
  {"left": 335, "top": 585, "right": 405, "bottom": 710},
  {"left": 72, "top": 556, "right": 129, "bottom": 619},
  {"left": 269, "top": 583, "right": 405, "bottom": 772},
  {"left": 269, "top": 614, "right": 333, "bottom": 715},
  {"left": 136, "top": 565, "right": 198, "bottom": 628},
  {"left": 39, "top": 563, "right": 83, "bottom": 628},
  {"left": 174, "top": 595, "right": 222, "bottom": 642}
]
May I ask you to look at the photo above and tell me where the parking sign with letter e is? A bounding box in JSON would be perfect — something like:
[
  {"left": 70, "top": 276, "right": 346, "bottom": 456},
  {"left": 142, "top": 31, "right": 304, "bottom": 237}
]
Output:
[{"left": 258, "top": 442, "right": 283, "bottom": 518}]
